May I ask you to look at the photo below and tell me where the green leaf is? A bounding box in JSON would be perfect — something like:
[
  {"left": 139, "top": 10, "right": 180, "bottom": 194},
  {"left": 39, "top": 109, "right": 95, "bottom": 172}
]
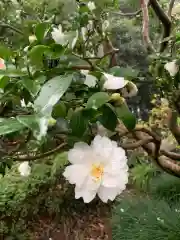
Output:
[
  {"left": 46, "top": 44, "right": 65, "bottom": 59},
  {"left": 115, "top": 103, "right": 136, "bottom": 130},
  {"left": 34, "top": 75, "right": 72, "bottom": 116},
  {"left": 51, "top": 152, "right": 68, "bottom": 176},
  {"left": 16, "top": 115, "right": 39, "bottom": 131},
  {"left": 0, "top": 76, "right": 9, "bottom": 89},
  {"left": 35, "top": 22, "right": 50, "bottom": 42},
  {"left": 69, "top": 109, "right": 89, "bottom": 137},
  {"left": 52, "top": 102, "right": 67, "bottom": 118},
  {"left": 99, "top": 103, "right": 118, "bottom": 131},
  {"left": 0, "top": 69, "right": 28, "bottom": 77},
  {"left": 86, "top": 92, "right": 110, "bottom": 110},
  {"left": 0, "top": 118, "right": 24, "bottom": 135},
  {"left": 110, "top": 66, "right": 139, "bottom": 79},
  {"left": 29, "top": 45, "right": 49, "bottom": 67},
  {"left": 0, "top": 45, "right": 12, "bottom": 60},
  {"left": 21, "top": 77, "right": 41, "bottom": 97}
]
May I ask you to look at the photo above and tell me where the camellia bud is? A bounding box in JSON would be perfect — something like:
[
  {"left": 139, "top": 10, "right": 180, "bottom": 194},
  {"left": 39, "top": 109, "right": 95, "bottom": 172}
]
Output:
[
  {"left": 48, "top": 117, "right": 57, "bottom": 127},
  {"left": 110, "top": 93, "right": 121, "bottom": 101},
  {"left": 29, "top": 35, "right": 37, "bottom": 43}
]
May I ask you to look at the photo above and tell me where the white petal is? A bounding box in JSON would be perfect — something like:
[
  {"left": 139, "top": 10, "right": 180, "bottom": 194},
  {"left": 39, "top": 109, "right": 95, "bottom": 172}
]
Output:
[
  {"left": 102, "top": 171, "right": 128, "bottom": 188},
  {"left": 164, "top": 60, "right": 179, "bottom": 77},
  {"left": 87, "top": 1, "right": 96, "bottom": 11},
  {"left": 75, "top": 186, "right": 97, "bottom": 203},
  {"left": 91, "top": 135, "right": 114, "bottom": 160},
  {"left": 84, "top": 74, "right": 97, "bottom": 87},
  {"left": 63, "top": 165, "right": 89, "bottom": 188},
  {"left": 103, "top": 73, "right": 127, "bottom": 90},
  {"left": 98, "top": 186, "right": 120, "bottom": 202},
  {"left": 18, "top": 162, "right": 31, "bottom": 177},
  {"left": 68, "top": 142, "right": 91, "bottom": 164}
]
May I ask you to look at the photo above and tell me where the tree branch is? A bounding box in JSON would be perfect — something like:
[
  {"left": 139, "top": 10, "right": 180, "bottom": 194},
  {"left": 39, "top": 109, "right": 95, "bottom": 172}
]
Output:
[
  {"left": 12, "top": 142, "right": 67, "bottom": 162},
  {"left": 167, "top": 109, "right": 180, "bottom": 144},
  {"left": 149, "top": 0, "right": 172, "bottom": 52},
  {"left": 168, "top": 0, "right": 176, "bottom": 17},
  {"left": 0, "top": 22, "right": 23, "bottom": 35},
  {"left": 141, "top": 0, "right": 155, "bottom": 52}
]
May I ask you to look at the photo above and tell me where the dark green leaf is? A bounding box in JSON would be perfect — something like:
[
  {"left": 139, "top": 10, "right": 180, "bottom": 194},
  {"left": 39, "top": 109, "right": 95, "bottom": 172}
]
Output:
[
  {"left": 86, "top": 92, "right": 110, "bottom": 110},
  {"left": 16, "top": 115, "right": 39, "bottom": 131},
  {"left": 69, "top": 109, "right": 89, "bottom": 137},
  {"left": 52, "top": 102, "right": 67, "bottom": 118},
  {"left": 29, "top": 45, "right": 49, "bottom": 67},
  {"left": 0, "top": 76, "right": 9, "bottom": 89},
  {"left": 115, "top": 103, "right": 136, "bottom": 130},
  {"left": 99, "top": 103, "right": 118, "bottom": 131},
  {"left": 0, "top": 45, "right": 12, "bottom": 60},
  {"left": 0, "top": 118, "right": 24, "bottom": 135},
  {"left": 35, "top": 22, "right": 50, "bottom": 42}
]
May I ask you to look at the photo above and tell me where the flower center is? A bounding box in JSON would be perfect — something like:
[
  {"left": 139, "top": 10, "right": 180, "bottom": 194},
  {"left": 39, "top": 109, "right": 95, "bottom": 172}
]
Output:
[{"left": 90, "top": 163, "right": 104, "bottom": 181}]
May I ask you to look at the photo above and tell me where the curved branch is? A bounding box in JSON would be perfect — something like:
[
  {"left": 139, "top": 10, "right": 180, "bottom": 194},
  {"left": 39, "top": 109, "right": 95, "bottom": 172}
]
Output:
[
  {"left": 150, "top": 0, "right": 171, "bottom": 52},
  {"left": 12, "top": 142, "right": 67, "bottom": 162},
  {"left": 121, "top": 137, "right": 153, "bottom": 149}
]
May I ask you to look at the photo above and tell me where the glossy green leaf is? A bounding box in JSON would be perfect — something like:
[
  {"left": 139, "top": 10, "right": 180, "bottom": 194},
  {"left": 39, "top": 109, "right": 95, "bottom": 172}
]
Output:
[
  {"left": 99, "top": 103, "right": 118, "bottom": 131},
  {"left": 35, "top": 22, "right": 50, "bottom": 42},
  {"left": 29, "top": 45, "right": 49, "bottom": 67},
  {"left": 69, "top": 109, "right": 89, "bottom": 137},
  {"left": 0, "top": 118, "right": 24, "bottom": 135},
  {"left": 115, "top": 103, "right": 136, "bottom": 130},
  {"left": 86, "top": 92, "right": 110, "bottom": 110},
  {"left": 34, "top": 75, "right": 72, "bottom": 116},
  {"left": 21, "top": 77, "right": 41, "bottom": 97},
  {"left": 52, "top": 102, "right": 67, "bottom": 118}
]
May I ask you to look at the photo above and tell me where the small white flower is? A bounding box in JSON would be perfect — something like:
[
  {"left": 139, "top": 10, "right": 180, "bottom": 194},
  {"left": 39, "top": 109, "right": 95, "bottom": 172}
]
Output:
[
  {"left": 164, "top": 60, "right": 179, "bottom": 77},
  {"left": 87, "top": 1, "right": 96, "bottom": 11},
  {"left": 29, "top": 35, "right": 37, "bottom": 43},
  {"left": 63, "top": 135, "right": 129, "bottom": 203},
  {"left": 18, "top": 162, "right": 31, "bottom": 177},
  {"left": 103, "top": 73, "right": 128, "bottom": 90},
  {"left": 51, "top": 25, "right": 67, "bottom": 46}
]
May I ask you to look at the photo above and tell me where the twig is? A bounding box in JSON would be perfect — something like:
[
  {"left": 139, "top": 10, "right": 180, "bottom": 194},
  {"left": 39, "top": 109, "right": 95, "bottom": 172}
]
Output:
[
  {"left": 121, "top": 137, "right": 154, "bottom": 149},
  {"left": 112, "top": 9, "right": 142, "bottom": 17},
  {"left": 12, "top": 142, "right": 67, "bottom": 162},
  {"left": 0, "top": 22, "right": 23, "bottom": 35}
]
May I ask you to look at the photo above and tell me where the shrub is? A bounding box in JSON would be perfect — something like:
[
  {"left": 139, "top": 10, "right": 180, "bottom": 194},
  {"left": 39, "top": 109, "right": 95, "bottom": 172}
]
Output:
[{"left": 112, "top": 195, "right": 180, "bottom": 240}]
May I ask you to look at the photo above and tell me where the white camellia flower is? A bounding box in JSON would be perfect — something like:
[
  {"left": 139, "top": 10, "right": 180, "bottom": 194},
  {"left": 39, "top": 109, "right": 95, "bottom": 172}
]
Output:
[
  {"left": 51, "top": 25, "right": 66, "bottom": 45},
  {"left": 103, "top": 73, "right": 128, "bottom": 90},
  {"left": 87, "top": 1, "right": 96, "bottom": 11},
  {"left": 63, "top": 135, "right": 129, "bottom": 203},
  {"left": 51, "top": 25, "right": 78, "bottom": 49},
  {"left": 164, "top": 60, "right": 179, "bottom": 77},
  {"left": 18, "top": 162, "right": 31, "bottom": 177}
]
